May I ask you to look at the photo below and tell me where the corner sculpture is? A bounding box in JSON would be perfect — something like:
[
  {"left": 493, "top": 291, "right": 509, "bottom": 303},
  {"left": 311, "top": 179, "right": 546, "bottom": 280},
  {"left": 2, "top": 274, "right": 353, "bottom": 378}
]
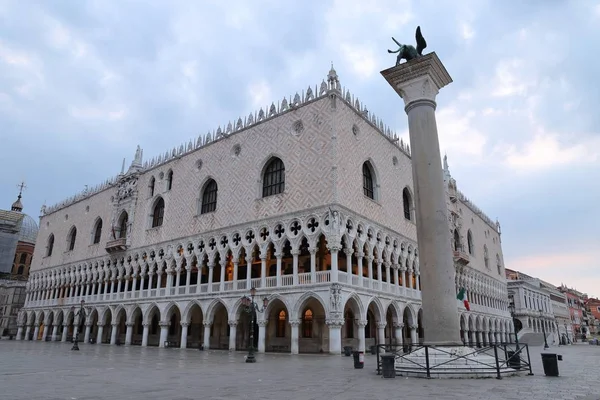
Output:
[{"left": 387, "top": 26, "right": 427, "bottom": 65}]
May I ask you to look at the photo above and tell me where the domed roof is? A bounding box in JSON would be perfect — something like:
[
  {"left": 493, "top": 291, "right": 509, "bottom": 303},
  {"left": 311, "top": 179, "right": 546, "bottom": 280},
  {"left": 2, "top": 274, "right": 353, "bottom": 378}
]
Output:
[{"left": 18, "top": 214, "right": 39, "bottom": 244}]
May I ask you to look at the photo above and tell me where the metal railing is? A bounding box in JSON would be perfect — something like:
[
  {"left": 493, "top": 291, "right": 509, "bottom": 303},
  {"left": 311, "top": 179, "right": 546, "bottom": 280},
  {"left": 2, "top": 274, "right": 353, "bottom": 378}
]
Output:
[{"left": 375, "top": 343, "right": 533, "bottom": 379}]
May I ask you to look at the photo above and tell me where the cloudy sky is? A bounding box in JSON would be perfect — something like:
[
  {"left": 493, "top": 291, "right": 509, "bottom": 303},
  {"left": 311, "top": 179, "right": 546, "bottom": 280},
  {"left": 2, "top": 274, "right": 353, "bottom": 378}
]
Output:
[{"left": 1, "top": 0, "right": 598, "bottom": 297}]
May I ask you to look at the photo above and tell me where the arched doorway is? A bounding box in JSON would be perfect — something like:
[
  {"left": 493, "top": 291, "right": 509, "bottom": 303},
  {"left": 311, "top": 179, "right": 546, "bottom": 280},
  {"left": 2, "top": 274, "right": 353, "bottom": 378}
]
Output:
[
  {"left": 100, "top": 308, "right": 113, "bottom": 344},
  {"left": 54, "top": 311, "right": 64, "bottom": 341},
  {"left": 342, "top": 296, "right": 361, "bottom": 351},
  {"left": 114, "top": 308, "right": 127, "bottom": 345},
  {"left": 187, "top": 303, "right": 204, "bottom": 348},
  {"left": 235, "top": 303, "right": 257, "bottom": 351},
  {"left": 130, "top": 307, "right": 143, "bottom": 345},
  {"left": 209, "top": 302, "right": 229, "bottom": 350},
  {"left": 145, "top": 305, "right": 160, "bottom": 346},
  {"left": 87, "top": 309, "right": 98, "bottom": 343},
  {"left": 297, "top": 296, "right": 327, "bottom": 354},
  {"left": 265, "top": 298, "right": 290, "bottom": 353},
  {"left": 45, "top": 311, "right": 55, "bottom": 341},
  {"left": 385, "top": 306, "right": 399, "bottom": 345},
  {"left": 165, "top": 304, "right": 182, "bottom": 345},
  {"left": 402, "top": 307, "right": 414, "bottom": 348}
]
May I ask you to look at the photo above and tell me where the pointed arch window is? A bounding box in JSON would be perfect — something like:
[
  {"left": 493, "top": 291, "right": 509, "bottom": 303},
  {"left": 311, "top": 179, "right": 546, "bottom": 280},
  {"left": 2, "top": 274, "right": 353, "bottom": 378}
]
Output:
[
  {"left": 166, "top": 170, "right": 173, "bottom": 191},
  {"left": 262, "top": 157, "right": 285, "bottom": 197},
  {"left": 483, "top": 245, "right": 489, "bottom": 269},
  {"left": 152, "top": 198, "right": 165, "bottom": 228},
  {"left": 118, "top": 212, "right": 128, "bottom": 239},
  {"left": 67, "top": 227, "right": 77, "bottom": 251},
  {"left": 453, "top": 229, "right": 461, "bottom": 251},
  {"left": 467, "top": 230, "right": 474, "bottom": 255},
  {"left": 93, "top": 219, "right": 103, "bottom": 244},
  {"left": 362, "top": 162, "right": 374, "bottom": 199},
  {"left": 46, "top": 234, "right": 54, "bottom": 257},
  {"left": 276, "top": 309, "right": 286, "bottom": 337},
  {"left": 201, "top": 179, "right": 218, "bottom": 214},
  {"left": 402, "top": 188, "right": 411, "bottom": 220},
  {"left": 149, "top": 176, "right": 155, "bottom": 197},
  {"left": 345, "top": 310, "right": 355, "bottom": 338},
  {"left": 302, "top": 309, "right": 313, "bottom": 338}
]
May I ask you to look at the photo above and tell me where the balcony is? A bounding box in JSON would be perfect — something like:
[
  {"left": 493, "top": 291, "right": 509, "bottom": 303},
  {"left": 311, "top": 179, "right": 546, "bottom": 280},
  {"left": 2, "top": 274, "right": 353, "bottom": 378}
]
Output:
[
  {"left": 453, "top": 249, "right": 470, "bottom": 265},
  {"left": 105, "top": 238, "right": 128, "bottom": 254}
]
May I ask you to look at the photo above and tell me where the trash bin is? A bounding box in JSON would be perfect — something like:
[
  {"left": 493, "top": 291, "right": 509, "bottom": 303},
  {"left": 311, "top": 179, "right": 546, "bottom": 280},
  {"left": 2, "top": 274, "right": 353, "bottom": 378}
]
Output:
[
  {"left": 541, "top": 353, "right": 559, "bottom": 377},
  {"left": 507, "top": 351, "right": 521, "bottom": 369},
  {"left": 380, "top": 354, "right": 396, "bottom": 378},
  {"left": 370, "top": 345, "right": 377, "bottom": 355},
  {"left": 343, "top": 346, "right": 352, "bottom": 356},
  {"left": 352, "top": 351, "right": 364, "bottom": 369}
]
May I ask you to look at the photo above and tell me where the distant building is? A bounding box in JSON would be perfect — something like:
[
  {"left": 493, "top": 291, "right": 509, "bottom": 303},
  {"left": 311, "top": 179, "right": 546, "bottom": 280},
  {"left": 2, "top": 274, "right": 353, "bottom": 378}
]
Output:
[
  {"left": 505, "top": 268, "right": 556, "bottom": 345},
  {"left": 558, "top": 285, "right": 588, "bottom": 340},
  {"left": 0, "top": 188, "right": 38, "bottom": 337},
  {"left": 539, "top": 279, "right": 572, "bottom": 344},
  {"left": 584, "top": 297, "right": 600, "bottom": 335}
]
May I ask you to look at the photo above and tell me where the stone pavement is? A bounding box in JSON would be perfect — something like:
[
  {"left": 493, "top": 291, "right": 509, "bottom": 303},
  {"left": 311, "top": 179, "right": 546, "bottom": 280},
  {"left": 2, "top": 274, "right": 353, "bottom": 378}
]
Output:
[{"left": 0, "top": 341, "right": 598, "bottom": 400}]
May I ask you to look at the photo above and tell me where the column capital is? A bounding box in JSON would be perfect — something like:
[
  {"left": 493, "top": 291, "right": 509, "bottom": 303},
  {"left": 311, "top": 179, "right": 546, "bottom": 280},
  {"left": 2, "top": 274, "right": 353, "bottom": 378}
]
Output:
[
  {"left": 125, "top": 322, "right": 134, "bottom": 327},
  {"left": 159, "top": 322, "right": 170, "bottom": 328},
  {"left": 228, "top": 320, "right": 238, "bottom": 327},
  {"left": 203, "top": 321, "right": 212, "bottom": 328},
  {"left": 376, "top": 322, "right": 387, "bottom": 329},
  {"left": 180, "top": 322, "right": 190, "bottom": 328},
  {"left": 380, "top": 52, "right": 452, "bottom": 110},
  {"left": 357, "top": 320, "right": 368, "bottom": 328},
  {"left": 344, "top": 248, "right": 353, "bottom": 256},
  {"left": 290, "top": 250, "right": 300, "bottom": 256},
  {"left": 326, "top": 318, "right": 344, "bottom": 327},
  {"left": 257, "top": 320, "right": 268, "bottom": 327},
  {"left": 393, "top": 322, "right": 404, "bottom": 329},
  {"left": 288, "top": 320, "right": 300, "bottom": 327},
  {"left": 409, "top": 324, "right": 418, "bottom": 331}
]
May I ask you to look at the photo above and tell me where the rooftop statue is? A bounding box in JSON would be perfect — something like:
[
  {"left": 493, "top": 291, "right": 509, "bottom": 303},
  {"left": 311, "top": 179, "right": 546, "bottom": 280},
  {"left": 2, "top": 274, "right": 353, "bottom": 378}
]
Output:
[{"left": 388, "top": 26, "right": 427, "bottom": 66}]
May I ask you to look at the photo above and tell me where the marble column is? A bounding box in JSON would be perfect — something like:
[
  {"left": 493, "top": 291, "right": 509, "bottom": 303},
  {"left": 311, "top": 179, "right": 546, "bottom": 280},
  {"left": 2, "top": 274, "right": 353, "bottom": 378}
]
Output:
[
  {"left": 207, "top": 264, "right": 214, "bottom": 293},
  {"left": 382, "top": 53, "right": 460, "bottom": 345},
  {"left": 257, "top": 320, "right": 267, "bottom": 353},
  {"left": 158, "top": 323, "right": 169, "bottom": 347},
  {"left": 141, "top": 324, "right": 149, "bottom": 347},
  {"left": 357, "top": 320, "right": 367, "bottom": 352},
  {"left": 203, "top": 322, "right": 211, "bottom": 350},
  {"left": 25, "top": 326, "right": 31, "bottom": 341},
  {"left": 125, "top": 323, "right": 133, "bottom": 345},
  {"left": 290, "top": 320, "right": 300, "bottom": 355},
  {"left": 377, "top": 322, "right": 386, "bottom": 348},
  {"left": 228, "top": 321, "right": 237, "bottom": 351},
  {"left": 410, "top": 325, "right": 418, "bottom": 345},
  {"left": 62, "top": 325, "right": 68, "bottom": 342},
  {"left": 394, "top": 323, "right": 404, "bottom": 346},
  {"left": 327, "top": 322, "right": 342, "bottom": 355},
  {"left": 33, "top": 326, "right": 40, "bottom": 341},
  {"left": 110, "top": 324, "right": 118, "bottom": 345},
  {"left": 180, "top": 322, "right": 189, "bottom": 349},
  {"left": 41, "top": 324, "right": 49, "bottom": 341},
  {"left": 16, "top": 326, "right": 23, "bottom": 341},
  {"left": 84, "top": 324, "right": 91, "bottom": 343},
  {"left": 291, "top": 251, "right": 299, "bottom": 286}
]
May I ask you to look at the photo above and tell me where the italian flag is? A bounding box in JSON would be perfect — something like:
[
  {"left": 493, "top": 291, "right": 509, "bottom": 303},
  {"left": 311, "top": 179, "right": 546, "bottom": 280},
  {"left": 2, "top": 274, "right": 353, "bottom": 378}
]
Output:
[{"left": 457, "top": 288, "right": 470, "bottom": 311}]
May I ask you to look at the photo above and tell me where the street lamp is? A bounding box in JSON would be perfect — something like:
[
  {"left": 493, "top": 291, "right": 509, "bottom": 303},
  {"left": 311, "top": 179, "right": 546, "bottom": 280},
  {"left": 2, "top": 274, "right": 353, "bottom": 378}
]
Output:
[
  {"left": 539, "top": 309, "right": 549, "bottom": 349},
  {"left": 508, "top": 301, "right": 519, "bottom": 347},
  {"left": 71, "top": 299, "right": 86, "bottom": 351},
  {"left": 241, "top": 287, "right": 268, "bottom": 363}
]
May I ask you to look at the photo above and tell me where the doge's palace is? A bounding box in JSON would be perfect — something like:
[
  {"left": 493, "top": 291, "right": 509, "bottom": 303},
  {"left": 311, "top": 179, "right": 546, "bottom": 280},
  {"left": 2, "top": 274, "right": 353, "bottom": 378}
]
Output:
[{"left": 18, "top": 67, "right": 512, "bottom": 354}]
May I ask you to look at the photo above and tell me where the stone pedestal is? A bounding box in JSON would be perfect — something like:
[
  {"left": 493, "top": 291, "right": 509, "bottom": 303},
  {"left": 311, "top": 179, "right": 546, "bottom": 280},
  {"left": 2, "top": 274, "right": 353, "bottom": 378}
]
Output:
[{"left": 381, "top": 53, "right": 460, "bottom": 345}]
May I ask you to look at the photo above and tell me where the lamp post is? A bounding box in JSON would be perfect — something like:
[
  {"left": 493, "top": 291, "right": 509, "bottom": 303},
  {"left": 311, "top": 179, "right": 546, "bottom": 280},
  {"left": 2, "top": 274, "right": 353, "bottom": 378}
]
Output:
[
  {"left": 241, "top": 287, "right": 268, "bottom": 363},
  {"left": 71, "top": 299, "right": 85, "bottom": 351},
  {"left": 508, "top": 301, "right": 519, "bottom": 347},
  {"left": 539, "top": 309, "right": 549, "bottom": 349}
]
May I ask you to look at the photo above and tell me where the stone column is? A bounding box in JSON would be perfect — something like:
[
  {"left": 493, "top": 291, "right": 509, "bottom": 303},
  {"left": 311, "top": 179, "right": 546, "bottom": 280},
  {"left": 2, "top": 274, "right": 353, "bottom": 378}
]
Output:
[
  {"left": 357, "top": 252, "right": 364, "bottom": 286},
  {"left": 41, "top": 324, "right": 49, "bottom": 341},
  {"left": 275, "top": 253, "right": 282, "bottom": 287},
  {"left": 84, "top": 324, "right": 91, "bottom": 343},
  {"left": 125, "top": 323, "right": 133, "bottom": 345},
  {"left": 203, "top": 322, "right": 211, "bottom": 350},
  {"left": 376, "top": 260, "right": 383, "bottom": 285},
  {"left": 357, "top": 320, "right": 367, "bottom": 352},
  {"left": 33, "top": 326, "right": 40, "bottom": 341},
  {"left": 394, "top": 323, "right": 404, "bottom": 346},
  {"left": 463, "top": 329, "right": 469, "bottom": 344},
  {"left": 410, "top": 325, "right": 418, "bottom": 345},
  {"left": 141, "top": 323, "right": 149, "bottom": 347},
  {"left": 291, "top": 250, "right": 299, "bottom": 286},
  {"left": 16, "top": 326, "right": 23, "bottom": 341},
  {"left": 62, "top": 325, "right": 68, "bottom": 342},
  {"left": 377, "top": 322, "right": 386, "bottom": 347},
  {"left": 328, "top": 245, "right": 339, "bottom": 283},
  {"left": 367, "top": 256, "right": 374, "bottom": 285},
  {"left": 158, "top": 323, "right": 169, "bottom": 347},
  {"left": 309, "top": 248, "right": 316, "bottom": 283},
  {"left": 232, "top": 261, "right": 239, "bottom": 290},
  {"left": 393, "top": 267, "right": 400, "bottom": 293},
  {"left": 245, "top": 256, "right": 252, "bottom": 289},
  {"left": 25, "top": 326, "right": 31, "bottom": 341},
  {"left": 344, "top": 248, "right": 353, "bottom": 277},
  {"left": 180, "top": 322, "right": 189, "bottom": 349},
  {"left": 207, "top": 263, "right": 214, "bottom": 293},
  {"left": 290, "top": 320, "right": 300, "bottom": 355},
  {"left": 219, "top": 259, "right": 225, "bottom": 292},
  {"left": 228, "top": 321, "right": 237, "bottom": 351},
  {"left": 260, "top": 256, "right": 267, "bottom": 288},
  {"left": 257, "top": 320, "right": 267, "bottom": 353},
  {"left": 327, "top": 320, "right": 342, "bottom": 355},
  {"left": 110, "top": 324, "right": 118, "bottom": 345},
  {"left": 382, "top": 53, "right": 460, "bottom": 345}
]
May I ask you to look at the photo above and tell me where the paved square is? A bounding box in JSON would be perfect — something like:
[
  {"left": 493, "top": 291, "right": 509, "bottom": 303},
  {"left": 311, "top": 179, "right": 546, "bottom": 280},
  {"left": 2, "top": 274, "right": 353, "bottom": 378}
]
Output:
[{"left": 1, "top": 341, "right": 598, "bottom": 400}]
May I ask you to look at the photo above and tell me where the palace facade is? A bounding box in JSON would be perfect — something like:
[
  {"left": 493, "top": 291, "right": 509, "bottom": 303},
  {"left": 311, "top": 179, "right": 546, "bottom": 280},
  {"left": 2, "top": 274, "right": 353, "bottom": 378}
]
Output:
[{"left": 18, "top": 68, "right": 512, "bottom": 353}]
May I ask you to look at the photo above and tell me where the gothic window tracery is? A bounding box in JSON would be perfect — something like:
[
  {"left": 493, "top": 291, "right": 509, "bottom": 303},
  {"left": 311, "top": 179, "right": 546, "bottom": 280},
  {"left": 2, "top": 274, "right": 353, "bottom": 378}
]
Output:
[
  {"left": 166, "top": 170, "right": 173, "bottom": 191},
  {"left": 93, "top": 219, "right": 103, "bottom": 244},
  {"left": 483, "top": 245, "right": 489, "bottom": 269},
  {"left": 149, "top": 176, "right": 155, "bottom": 197},
  {"left": 118, "top": 212, "right": 128, "bottom": 239},
  {"left": 362, "top": 161, "right": 375, "bottom": 199},
  {"left": 152, "top": 198, "right": 165, "bottom": 228},
  {"left": 262, "top": 157, "right": 285, "bottom": 197},
  {"left": 201, "top": 179, "right": 218, "bottom": 214},
  {"left": 67, "top": 227, "right": 77, "bottom": 251},
  {"left": 402, "top": 188, "right": 412, "bottom": 220}
]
